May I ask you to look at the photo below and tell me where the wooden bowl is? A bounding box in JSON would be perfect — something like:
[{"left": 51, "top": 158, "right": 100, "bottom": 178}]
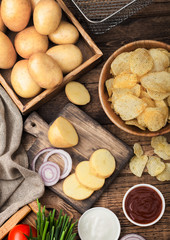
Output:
[{"left": 99, "top": 40, "right": 170, "bottom": 137}]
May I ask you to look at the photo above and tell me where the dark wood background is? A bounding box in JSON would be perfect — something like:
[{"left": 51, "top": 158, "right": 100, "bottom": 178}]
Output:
[{"left": 22, "top": 0, "right": 170, "bottom": 239}]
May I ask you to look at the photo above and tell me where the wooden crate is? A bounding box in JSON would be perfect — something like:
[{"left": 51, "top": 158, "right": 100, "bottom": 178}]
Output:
[{"left": 0, "top": 0, "right": 103, "bottom": 115}]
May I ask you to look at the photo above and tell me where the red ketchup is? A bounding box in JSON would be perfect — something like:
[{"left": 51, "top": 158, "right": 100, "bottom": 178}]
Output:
[{"left": 125, "top": 186, "right": 162, "bottom": 224}]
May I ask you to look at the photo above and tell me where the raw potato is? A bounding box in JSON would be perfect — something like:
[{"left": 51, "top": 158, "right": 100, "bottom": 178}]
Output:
[
  {"left": 47, "top": 44, "right": 83, "bottom": 74},
  {"left": 1, "top": 0, "right": 31, "bottom": 32},
  {"left": 11, "top": 60, "right": 41, "bottom": 98},
  {"left": 0, "top": 31, "right": 16, "bottom": 69},
  {"left": 75, "top": 161, "right": 105, "bottom": 190},
  {"left": 110, "top": 52, "right": 132, "bottom": 75},
  {"left": 28, "top": 53, "right": 63, "bottom": 89},
  {"left": 33, "top": 0, "right": 62, "bottom": 35},
  {"left": 14, "top": 26, "right": 49, "bottom": 59},
  {"left": 0, "top": 4, "right": 6, "bottom": 32},
  {"left": 146, "top": 156, "right": 165, "bottom": 177},
  {"left": 89, "top": 149, "right": 116, "bottom": 178},
  {"left": 49, "top": 21, "right": 79, "bottom": 45},
  {"left": 48, "top": 116, "right": 78, "bottom": 148},
  {"left": 63, "top": 174, "right": 94, "bottom": 200},
  {"left": 30, "top": 0, "right": 40, "bottom": 9},
  {"left": 130, "top": 48, "right": 153, "bottom": 76},
  {"left": 129, "top": 155, "right": 148, "bottom": 177},
  {"left": 65, "top": 81, "right": 90, "bottom": 105},
  {"left": 156, "top": 163, "right": 170, "bottom": 181}
]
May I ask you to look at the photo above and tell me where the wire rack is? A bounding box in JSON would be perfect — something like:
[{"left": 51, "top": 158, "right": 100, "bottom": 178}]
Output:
[{"left": 64, "top": 0, "right": 152, "bottom": 34}]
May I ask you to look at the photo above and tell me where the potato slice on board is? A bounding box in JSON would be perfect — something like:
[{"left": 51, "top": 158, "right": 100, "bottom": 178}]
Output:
[
  {"left": 130, "top": 48, "right": 153, "bottom": 76},
  {"left": 89, "top": 149, "right": 116, "bottom": 178},
  {"left": 156, "top": 163, "right": 170, "bottom": 181},
  {"left": 114, "top": 94, "right": 147, "bottom": 121},
  {"left": 113, "top": 73, "right": 138, "bottom": 89},
  {"left": 129, "top": 155, "right": 148, "bottom": 177},
  {"left": 146, "top": 156, "right": 165, "bottom": 177},
  {"left": 111, "top": 52, "right": 132, "bottom": 76},
  {"left": 75, "top": 161, "right": 105, "bottom": 190},
  {"left": 63, "top": 173, "right": 94, "bottom": 200},
  {"left": 149, "top": 48, "right": 169, "bottom": 72}
]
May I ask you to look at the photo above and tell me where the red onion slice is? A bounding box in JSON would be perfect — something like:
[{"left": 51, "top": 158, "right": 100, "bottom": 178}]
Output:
[
  {"left": 38, "top": 161, "right": 60, "bottom": 186},
  {"left": 32, "top": 147, "right": 55, "bottom": 171},
  {"left": 120, "top": 234, "right": 146, "bottom": 240},
  {"left": 43, "top": 149, "right": 72, "bottom": 179}
]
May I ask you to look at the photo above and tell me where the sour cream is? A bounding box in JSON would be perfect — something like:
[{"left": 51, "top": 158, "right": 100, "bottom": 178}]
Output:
[{"left": 78, "top": 207, "right": 121, "bottom": 240}]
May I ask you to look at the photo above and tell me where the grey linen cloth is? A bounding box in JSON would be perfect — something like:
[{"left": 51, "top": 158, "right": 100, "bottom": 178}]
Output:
[{"left": 0, "top": 86, "right": 44, "bottom": 226}]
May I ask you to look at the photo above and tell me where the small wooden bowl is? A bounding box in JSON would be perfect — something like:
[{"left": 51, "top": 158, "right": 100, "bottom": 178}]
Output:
[{"left": 99, "top": 40, "right": 170, "bottom": 137}]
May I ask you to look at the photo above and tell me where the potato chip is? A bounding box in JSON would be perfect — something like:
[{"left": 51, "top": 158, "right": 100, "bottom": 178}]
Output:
[
  {"left": 114, "top": 94, "right": 147, "bottom": 120},
  {"left": 110, "top": 52, "right": 132, "bottom": 76},
  {"left": 140, "top": 89, "right": 150, "bottom": 98},
  {"left": 166, "top": 67, "right": 170, "bottom": 73},
  {"left": 151, "top": 136, "right": 167, "bottom": 149},
  {"left": 130, "top": 48, "right": 153, "bottom": 76},
  {"left": 149, "top": 49, "right": 169, "bottom": 72},
  {"left": 146, "top": 156, "right": 165, "bottom": 176},
  {"left": 167, "top": 96, "right": 170, "bottom": 106},
  {"left": 147, "top": 89, "right": 170, "bottom": 101},
  {"left": 155, "top": 100, "right": 169, "bottom": 123},
  {"left": 154, "top": 149, "right": 170, "bottom": 160},
  {"left": 131, "top": 84, "right": 141, "bottom": 97},
  {"left": 133, "top": 143, "right": 143, "bottom": 157},
  {"left": 113, "top": 73, "right": 138, "bottom": 89},
  {"left": 125, "top": 119, "right": 146, "bottom": 130},
  {"left": 141, "top": 97, "right": 155, "bottom": 107},
  {"left": 151, "top": 136, "right": 170, "bottom": 160},
  {"left": 105, "top": 78, "right": 114, "bottom": 97},
  {"left": 137, "top": 107, "right": 166, "bottom": 131},
  {"left": 129, "top": 155, "right": 148, "bottom": 177},
  {"left": 156, "top": 163, "right": 170, "bottom": 181},
  {"left": 141, "top": 71, "right": 170, "bottom": 93}
]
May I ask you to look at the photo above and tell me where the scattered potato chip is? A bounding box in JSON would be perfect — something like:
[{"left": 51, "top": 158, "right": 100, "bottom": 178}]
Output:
[
  {"left": 133, "top": 143, "right": 143, "bottom": 157},
  {"left": 113, "top": 73, "right": 138, "bottom": 89},
  {"left": 149, "top": 49, "right": 169, "bottom": 72},
  {"left": 147, "top": 89, "right": 170, "bottom": 100},
  {"left": 154, "top": 149, "right": 170, "bottom": 160},
  {"left": 151, "top": 136, "right": 170, "bottom": 160},
  {"left": 130, "top": 48, "right": 153, "bottom": 76},
  {"left": 151, "top": 136, "right": 167, "bottom": 149},
  {"left": 129, "top": 155, "right": 148, "bottom": 177},
  {"left": 114, "top": 94, "right": 147, "bottom": 120},
  {"left": 105, "top": 78, "right": 114, "bottom": 97},
  {"left": 156, "top": 163, "right": 170, "bottom": 181},
  {"left": 141, "top": 71, "right": 170, "bottom": 93},
  {"left": 110, "top": 52, "right": 132, "bottom": 76},
  {"left": 125, "top": 119, "right": 146, "bottom": 130},
  {"left": 146, "top": 156, "right": 165, "bottom": 177},
  {"left": 141, "top": 97, "right": 155, "bottom": 107}
]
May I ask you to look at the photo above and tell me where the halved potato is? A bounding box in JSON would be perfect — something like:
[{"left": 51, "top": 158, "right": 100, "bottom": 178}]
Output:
[
  {"left": 63, "top": 173, "right": 94, "bottom": 200},
  {"left": 65, "top": 81, "right": 90, "bottom": 105},
  {"left": 89, "top": 149, "right": 115, "bottom": 178},
  {"left": 75, "top": 161, "right": 105, "bottom": 190},
  {"left": 48, "top": 116, "right": 78, "bottom": 148}
]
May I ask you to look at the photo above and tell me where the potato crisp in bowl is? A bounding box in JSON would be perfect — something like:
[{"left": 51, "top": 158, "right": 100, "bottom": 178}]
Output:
[{"left": 99, "top": 40, "right": 170, "bottom": 136}]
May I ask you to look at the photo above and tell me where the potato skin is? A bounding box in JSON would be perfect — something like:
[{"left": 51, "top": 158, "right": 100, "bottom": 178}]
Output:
[
  {"left": 14, "top": 26, "right": 49, "bottom": 59},
  {"left": 0, "top": 4, "right": 6, "bottom": 32},
  {"left": 1, "top": 0, "right": 31, "bottom": 32},
  {"left": 48, "top": 21, "right": 79, "bottom": 45},
  {"left": 28, "top": 53, "right": 63, "bottom": 89},
  {"left": 0, "top": 31, "right": 16, "bottom": 69},
  {"left": 47, "top": 44, "right": 83, "bottom": 74},
  {"left": 11, "top": 60, "right": 41, "bottom": 98},
  {"left": 33, "top": 0, "right": 62, "bottom": 35}
]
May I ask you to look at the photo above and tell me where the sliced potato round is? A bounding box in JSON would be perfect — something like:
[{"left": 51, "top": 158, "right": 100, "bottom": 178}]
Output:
[
  {"left": 130, "top": 48, "right": 153, "bottom": 76},
  {"left": 125, "top": 120, "right": 146, "bottom": 130},
  {"left": 89, "top": 149, "right": 116, "bottom": 178},
  {"left": 75, "top": 161, "right": 105, "bottom": 190},
  {"left": 129, "top": 155, "right": 148, "bottom": 177},
  {"left": 114, "top": 94, "right": 147, "bottom": 121},
  {"left": 111, "top": 52, "right": 132, "bottom": 76},
  {"left": 156, "top": 163, "right": 170, "bottom": 181},
  {"left": 146, "top": 156, "right": 165, "bottom": 177},
  {"left": 149, "top": 49, "right": 169, "bottom": 72},
  {"left": 113, "top": 73, "right": 138, "bottom": 89},
  {"left": 63, "top": 173, "right": 94, "bottom": 200},
  {"left": 147, "top": 89, "right": 170, "bottom": 101},
  {"left": 133, "top": 143, "right": 143, "bottom": 157},
  {"left": 65, "top": 81, "right": 90, "bottom": 105}
]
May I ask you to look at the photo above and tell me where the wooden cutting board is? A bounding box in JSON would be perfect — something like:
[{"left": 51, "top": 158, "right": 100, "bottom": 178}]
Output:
[{"left": 24, "top": 103, "right": 133, "bottom": 213}]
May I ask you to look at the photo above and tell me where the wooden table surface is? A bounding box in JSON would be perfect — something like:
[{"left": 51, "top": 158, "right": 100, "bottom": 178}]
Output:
[{"left": 22, "top": 0, "right": 170, "bottom": 239}]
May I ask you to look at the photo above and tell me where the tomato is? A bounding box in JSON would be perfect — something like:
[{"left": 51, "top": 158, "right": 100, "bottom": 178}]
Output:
[{"left": 8, "top": 224, "right": 37, "bottom": 240}]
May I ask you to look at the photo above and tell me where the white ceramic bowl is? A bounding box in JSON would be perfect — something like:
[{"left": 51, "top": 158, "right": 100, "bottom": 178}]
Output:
[
  {"left": 78, "top": 207, "right": 121, "bottom": 240},
  {"left": 122, "top": 184, "right": 165, "bottom": 227}
]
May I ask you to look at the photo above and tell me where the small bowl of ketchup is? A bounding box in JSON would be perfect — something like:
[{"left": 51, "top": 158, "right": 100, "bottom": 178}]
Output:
[{"left": 122, "top": 184, "right": 165, "bottom": 227}]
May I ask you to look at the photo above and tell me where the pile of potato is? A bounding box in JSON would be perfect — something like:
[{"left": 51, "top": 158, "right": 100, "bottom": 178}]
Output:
[{"left": 0, "top": 0, "right": 83, "bottom": 98}]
